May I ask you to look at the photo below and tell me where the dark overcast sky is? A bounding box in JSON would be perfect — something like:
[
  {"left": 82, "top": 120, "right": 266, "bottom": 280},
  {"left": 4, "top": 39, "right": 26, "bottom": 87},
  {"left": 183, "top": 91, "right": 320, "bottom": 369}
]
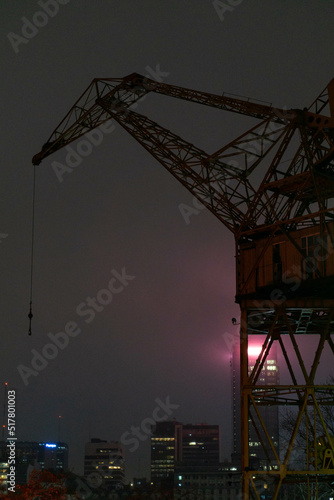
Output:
[{"left": 1, "top": 0, "right": 334, "bottom": 481}]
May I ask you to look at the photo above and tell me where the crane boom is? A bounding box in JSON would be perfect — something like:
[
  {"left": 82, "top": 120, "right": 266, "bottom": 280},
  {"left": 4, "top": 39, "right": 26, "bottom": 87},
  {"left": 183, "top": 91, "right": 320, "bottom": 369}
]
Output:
[
  {"left": 33, "top": 74, "right": 334, "bottom": 238},
  {"left": 32, "top": 76, "right": 334, "bottom": 499},
  {"left": 32, "top": 72, "right": 291, "bottom": 167}
]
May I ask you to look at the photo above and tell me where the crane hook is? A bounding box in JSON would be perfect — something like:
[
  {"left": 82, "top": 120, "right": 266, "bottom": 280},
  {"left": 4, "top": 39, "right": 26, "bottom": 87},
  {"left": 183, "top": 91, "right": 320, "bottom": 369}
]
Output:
[{"left": 28, "top": 302, "right": 33, "bottom": 336}]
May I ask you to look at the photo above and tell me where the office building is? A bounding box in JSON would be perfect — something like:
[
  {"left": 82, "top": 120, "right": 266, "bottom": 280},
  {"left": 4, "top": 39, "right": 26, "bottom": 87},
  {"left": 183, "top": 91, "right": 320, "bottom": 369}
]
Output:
[
  {"left": 151, "top": 421, "right": 220, "bottom": 486},
  {"left": 248, "top": 343, "right": 279, "bottom": 469},
  {"left": 182, "top": 424, "right": 220, "bottom": 466},
  {"left": 231, "top": 340, "right": 280, "bottom": 469},
  {"left": 84, "top": 438, "right": 124, "bottom": 489},
  {"left": 150, "top": 420, "right": 182, "bottom": 486},
  {"left": 175, "top": 464, "right": 241, "bottom": 500},
  {"left": 0, "top": 441, "right": 68, "bottom": 485},
  {"left": 231, "top": 340, "right": 241, "bottom": 466}
]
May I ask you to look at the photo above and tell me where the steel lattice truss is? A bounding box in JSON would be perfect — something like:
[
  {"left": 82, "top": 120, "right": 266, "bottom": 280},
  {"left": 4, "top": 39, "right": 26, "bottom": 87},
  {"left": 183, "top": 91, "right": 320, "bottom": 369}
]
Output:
[
  {"left": 236, "top": 299, "right": 334, "bottom": 500},
  {"left": 33, "top": 74, "right": 334, "bottom": 238},
  {"left": 33, "top": 75, "right": 334, "bottom": 499}
]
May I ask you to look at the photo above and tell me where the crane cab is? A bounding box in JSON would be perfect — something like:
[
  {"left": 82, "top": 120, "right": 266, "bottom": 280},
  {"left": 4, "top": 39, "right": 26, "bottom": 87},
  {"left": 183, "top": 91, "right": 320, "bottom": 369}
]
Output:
[{"left": 237, "top": 222, "right": 334, "bottom": 301}]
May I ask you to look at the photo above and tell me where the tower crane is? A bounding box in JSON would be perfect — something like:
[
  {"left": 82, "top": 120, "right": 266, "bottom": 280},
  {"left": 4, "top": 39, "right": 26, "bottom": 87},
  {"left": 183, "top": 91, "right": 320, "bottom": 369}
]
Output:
[{"left": 33, "top": 74, "right": 334, "bottom": 499}]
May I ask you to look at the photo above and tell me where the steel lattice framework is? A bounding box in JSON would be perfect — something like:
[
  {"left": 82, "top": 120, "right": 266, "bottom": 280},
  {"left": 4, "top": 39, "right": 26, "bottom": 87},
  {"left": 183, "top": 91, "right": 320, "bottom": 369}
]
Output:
[{"left": 33, "top": 74, "right": 334, "bottom": 499}]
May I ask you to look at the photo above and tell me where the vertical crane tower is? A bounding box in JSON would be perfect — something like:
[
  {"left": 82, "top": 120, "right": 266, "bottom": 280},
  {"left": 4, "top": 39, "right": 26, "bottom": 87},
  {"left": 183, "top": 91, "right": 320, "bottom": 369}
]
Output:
[{"left": 33, "top": 75, "right": 334, "bottom": 499}]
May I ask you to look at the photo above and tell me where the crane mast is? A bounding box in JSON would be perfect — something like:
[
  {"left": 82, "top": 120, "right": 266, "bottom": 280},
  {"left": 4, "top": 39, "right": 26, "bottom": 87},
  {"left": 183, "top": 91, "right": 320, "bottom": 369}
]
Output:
[{"left": 33, "top": 74, "right": 334, "bottom": 499}]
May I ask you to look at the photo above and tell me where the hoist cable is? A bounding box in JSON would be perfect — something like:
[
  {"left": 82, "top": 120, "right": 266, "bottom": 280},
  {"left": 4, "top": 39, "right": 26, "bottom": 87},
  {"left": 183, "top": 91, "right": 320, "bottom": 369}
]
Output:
[{"left": 28, "top": 165, "right": 36, "bottom": 335}]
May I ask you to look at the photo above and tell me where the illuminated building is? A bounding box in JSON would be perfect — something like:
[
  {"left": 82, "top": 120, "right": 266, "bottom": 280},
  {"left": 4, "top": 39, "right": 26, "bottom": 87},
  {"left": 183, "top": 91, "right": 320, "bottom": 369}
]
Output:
[
  {"left": 182, "top": 424, "right": 220, "bottom": 466},
  {"left": 231, "top": 341, "right": 242, "bottom": 466},
  {"left": 151, "top": 421, "right": 220, "bottom": 486},
  {"left": 175, "top": 465, "right": 241, "bottom": 499},
  {"left": 248, "top": 343, "right": 279, "bottom": 469},
  {"left": 42, "top": 442, "right": 68, "bottom": 471},
  {"left": 0, "top": 459, "right": 8, "bottom": 493},
  {"left": 231, "top": 342, "right": 280, "bottom": 469},
  {"left": 0, "top": 441, "right": 68, "bottom": 484},
  {"left": 84, "top": 438, "right": 124, "bottom": 489},
  {"left": 150, "top": 421, "right": 182, "bottom": 486}
]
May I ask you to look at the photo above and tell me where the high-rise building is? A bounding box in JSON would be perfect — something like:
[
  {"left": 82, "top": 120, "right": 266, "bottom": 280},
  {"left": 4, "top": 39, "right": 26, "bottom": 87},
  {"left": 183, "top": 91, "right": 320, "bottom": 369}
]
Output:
[
  {"left": 231, "top": 341, "right": 280, "bottom": 469},
  {"left": 0, "top": 441, "right": 68, "bottom": 485},
  {"left": 150, "top": 420, "right": 182, "bottom": 486},
  {"left": 248, "top": 343, "right": 279, "bottom": 469},
  {"left": 84, "top": 438, "right": 124, "bottom": 489},
  {"left": 231, "top": 340, "right": 241, "bottom": 466},
  {"left": 182, "top": 424, "right": 220, "bottom": 466},
  {"left": 151, "top": 421, "right": 220, "bottom": 486}
]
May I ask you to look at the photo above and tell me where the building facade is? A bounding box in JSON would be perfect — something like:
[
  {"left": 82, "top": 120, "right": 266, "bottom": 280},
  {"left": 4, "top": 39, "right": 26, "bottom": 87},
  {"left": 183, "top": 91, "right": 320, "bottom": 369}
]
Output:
[
  {"left": 175, "top": 465, "right": 241, "bottom": 500},
  {"left": 248, "top": 343, "right": 279, "bottom": 469},
  {"left": 151, "top": 421, "right": 220, "bottom": 486},
  {"left": 84, "top": 438, "right": 124, "bottom": 489},
  {"left": 231, "top": 340, "right": 242, "bottom": 466},
  {"left": 182, "top": 424, "right": 220, "bottom": 466},
  {"left": 231, "top": 341, "right": 280, "bottom": 469},
  {"left": 0, "top": 441, "right": 68, "bottom": 485},
  {"left": 150, "top": 420, "right": 182, "bottom": 486}
]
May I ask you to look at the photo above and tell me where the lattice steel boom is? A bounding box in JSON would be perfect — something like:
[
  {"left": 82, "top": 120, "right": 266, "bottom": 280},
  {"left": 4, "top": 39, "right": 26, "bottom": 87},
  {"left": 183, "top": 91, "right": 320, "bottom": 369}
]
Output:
[{"left": 33, "top": 74, "right": 334, "bottom": 499}]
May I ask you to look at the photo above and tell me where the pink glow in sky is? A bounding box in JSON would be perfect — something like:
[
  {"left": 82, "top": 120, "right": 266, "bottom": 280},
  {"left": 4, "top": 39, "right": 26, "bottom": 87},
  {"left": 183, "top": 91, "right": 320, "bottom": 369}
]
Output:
[{"left": 248, "top": 346, "right": 262, "bottom": 357}]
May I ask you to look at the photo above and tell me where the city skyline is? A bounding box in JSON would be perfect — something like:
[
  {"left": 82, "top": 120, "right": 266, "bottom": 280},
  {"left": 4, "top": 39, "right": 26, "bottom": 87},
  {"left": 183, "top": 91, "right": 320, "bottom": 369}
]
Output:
[{"left": 2, "top": 0, "right": 334, "bottom": 484}]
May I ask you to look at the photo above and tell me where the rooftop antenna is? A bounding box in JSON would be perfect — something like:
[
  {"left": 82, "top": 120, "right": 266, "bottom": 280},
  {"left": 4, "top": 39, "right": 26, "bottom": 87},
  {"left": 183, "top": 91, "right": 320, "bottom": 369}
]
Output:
[
  {"left": 2, "top": 383, "right": 7, "bottom": 440},
  {"left": 58, "top": 415, "right": 61, "bottom": 442}
]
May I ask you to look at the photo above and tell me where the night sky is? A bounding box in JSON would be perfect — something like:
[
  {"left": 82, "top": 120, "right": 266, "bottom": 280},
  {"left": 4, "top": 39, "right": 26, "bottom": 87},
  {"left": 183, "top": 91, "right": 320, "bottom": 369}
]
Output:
[{"left": 2, "top": 1, "right": 334, "bottom": 481}]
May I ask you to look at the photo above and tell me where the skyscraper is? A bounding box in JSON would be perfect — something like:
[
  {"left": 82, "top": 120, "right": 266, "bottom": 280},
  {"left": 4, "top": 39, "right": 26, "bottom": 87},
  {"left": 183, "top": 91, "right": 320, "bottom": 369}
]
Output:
[
  {"left": 231, "top": 340, "right": 242, "bottom": 466},
  {"left": 0, "top": 441, "right": 68, "bottom": 485},
  {"left": 248, "top": 343, "right": 279, "bottom": 469},
  {"left": 231, "top": 341, "right": 279, "bottom": 469},
  {"left": 150, "top": 420, "right": 182, "bottom": 486},
  {"left": 182, "top": 424, "right": 220, "bottom": 466},
  {"left": 150, "top": 421, "right": 220, "bottom": 486}
]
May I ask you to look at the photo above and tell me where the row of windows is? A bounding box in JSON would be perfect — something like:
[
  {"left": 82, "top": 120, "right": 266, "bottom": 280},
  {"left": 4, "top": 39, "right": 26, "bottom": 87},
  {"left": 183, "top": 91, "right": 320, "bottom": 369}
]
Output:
[
  {"left": 151, "top": 437, "right": 174, "bottom": 441},
  {"left": 151, "top": 460, "right": 174, "bottom": 470},
  {"left": 152, "top": 451, "right": 174, "bottom": 457},
  {"left": 249, "top": 365, "right": 277, "bottom": 371},
  {"left": 152, "top": 460, "right": 174, "bottom": 464},
  {"left": 249, "top": 439, "right": 278, "bottom": 447}
]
